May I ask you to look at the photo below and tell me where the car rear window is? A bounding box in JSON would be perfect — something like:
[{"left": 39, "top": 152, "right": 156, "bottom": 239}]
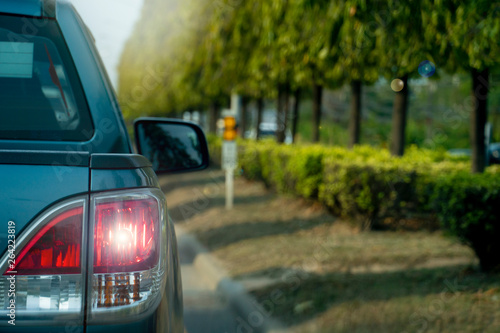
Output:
[{"left": 0, "top": 14, "right": 93, "bottom": 141}]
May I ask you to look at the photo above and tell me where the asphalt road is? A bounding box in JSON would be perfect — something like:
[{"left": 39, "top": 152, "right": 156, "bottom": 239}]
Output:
[
  {"left": 178, "top": 234, "right": 243, "bottom": 333},
  {"left": 162, "top": 169, "right": 276, "bottom": 333},
  {"left": 161, "top": 170, "right": 243, "bottom": 332}
]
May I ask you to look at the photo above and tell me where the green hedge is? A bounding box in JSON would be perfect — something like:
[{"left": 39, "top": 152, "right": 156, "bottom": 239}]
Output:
[
  {"left": 208, "top": 137, "right": 500, "bottom": 271},
  {"left": 207, "top": 135, "right": 222, "bottom": 167},
  {"left": 319, "top": 159, "right": 419, "bottom": 230},
  {"left": 430, "top": 172, "right": 500, "bottom": 272}
]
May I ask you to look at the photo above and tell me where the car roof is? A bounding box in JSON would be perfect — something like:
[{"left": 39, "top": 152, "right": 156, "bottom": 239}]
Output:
[{"left": 0, "top": 0, "right": 55, "bottom": 18}]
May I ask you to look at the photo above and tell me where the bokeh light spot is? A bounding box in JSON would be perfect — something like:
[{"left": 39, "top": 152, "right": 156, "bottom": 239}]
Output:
[
  {"left": 391, "top": 79, "right": 405, "bottom": 92},
  {"left": 418, "top": 60, "right": 436, "bottom": 77}
]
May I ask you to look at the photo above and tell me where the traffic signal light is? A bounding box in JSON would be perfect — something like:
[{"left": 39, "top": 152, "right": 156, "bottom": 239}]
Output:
[{"left": 223, "top": 116, "right": 237, "bottom": 141}]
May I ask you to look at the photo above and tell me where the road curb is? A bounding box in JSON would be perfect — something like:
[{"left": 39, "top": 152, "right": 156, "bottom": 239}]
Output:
[{"left": 175, "top": 225, "right": 286, "bottom": 333}]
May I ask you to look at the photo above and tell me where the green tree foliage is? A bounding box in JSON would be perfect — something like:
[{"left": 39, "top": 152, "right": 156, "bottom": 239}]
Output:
[
  {"left": 333, "top": 0, "right": 381, "bottom": 147},
  {"left": 118, "top": 0, "right": 218, "bottom": 120},
  {"left": 291, "top": 0, "right": 341, "bottom": 143},
  {"left": 423, "top": 0, "right": 500, "bottom": 172},
  {"left": 119, "top": 0, "right": 498, "bottom": 162},
  {"left": 373, "top": 1, "right": 430, "bottom": 156}
]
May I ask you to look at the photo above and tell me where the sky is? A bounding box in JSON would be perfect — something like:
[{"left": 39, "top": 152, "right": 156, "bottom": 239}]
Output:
[{"left": 70, "top": 0, "right": 144, "bottom": 89}]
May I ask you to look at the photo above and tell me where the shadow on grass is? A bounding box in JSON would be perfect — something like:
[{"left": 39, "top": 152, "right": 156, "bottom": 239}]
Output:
[
  {"left": 237, "top": 265, "right": 500, "bottom": 328},
  {"left": 168, "top": 193, "right": 275, "bottom": 223},
  {"left": 195, "top": 217, "right": 331, "bottom": 251},
  {"left": 159, "top": 168, "right": 226, "bottom": 196}
]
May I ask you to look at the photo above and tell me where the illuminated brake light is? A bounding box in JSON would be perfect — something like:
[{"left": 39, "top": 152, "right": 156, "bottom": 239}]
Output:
[
  {"left": 0, "top": 190, "right": 167, "bottom": 320},
  {"left": 5, "top": 206, "right": 83, "bottom": 276},
  {"left": 90, "top": 192, "right": 166, "bottom": 316},
  {"left": 93, "top": 198, "right": 159, "bottom": 274}
]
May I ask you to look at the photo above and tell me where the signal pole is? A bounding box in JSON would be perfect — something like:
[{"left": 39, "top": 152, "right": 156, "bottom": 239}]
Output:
[{"left": 222, "top": 116, "right": 237, "bottom": 210}]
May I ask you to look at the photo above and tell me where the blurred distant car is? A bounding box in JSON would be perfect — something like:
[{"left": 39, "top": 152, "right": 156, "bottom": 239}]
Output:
[
  {"left": 489, "top": 143, "right": 500, "bottom": 164},
  {"left": 259, "top": 122, "right": 279, "bottom": 137},
  {"left": 448, "top": 143, "right": 500, "bottom": 164},
  {"left": 244, "top": 122, "right": 292, "bottom": 143},
  {"left": 447, "top": 148, "right": 472, "bottom": 157}
]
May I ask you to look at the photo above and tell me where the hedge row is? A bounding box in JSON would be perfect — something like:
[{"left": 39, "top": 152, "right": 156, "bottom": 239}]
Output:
[{"left": 208, "top": 137, "right": 500, "bottom": 272}]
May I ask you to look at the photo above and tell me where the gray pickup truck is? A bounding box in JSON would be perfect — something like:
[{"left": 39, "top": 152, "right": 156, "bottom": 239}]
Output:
[{"left": 0, "top": 1, "right": 208, "bottom": 332}]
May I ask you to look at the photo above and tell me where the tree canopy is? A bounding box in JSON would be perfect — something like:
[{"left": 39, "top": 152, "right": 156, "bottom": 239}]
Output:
[{"left": 119, "top": 0, "right": 499, "bottom": 170}]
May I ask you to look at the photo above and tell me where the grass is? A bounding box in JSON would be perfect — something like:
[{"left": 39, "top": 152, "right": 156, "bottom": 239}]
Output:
[
  {"left": 250, "top": 267, "right": 500, "bottom": 332},
  {"left": 212, "top": 226, "right": 473, "bottom": 277},
  {"left": 164, "top": 169, "right": 500, "bottom": 332}
]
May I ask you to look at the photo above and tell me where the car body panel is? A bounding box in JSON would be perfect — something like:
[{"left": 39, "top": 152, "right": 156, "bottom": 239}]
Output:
[
  {"left": 89, "top": 154, "right": 158, "bottom": 192},
  {"left": 0, "top": 157, "right": 89, "bottom": 255},
  {"left": 0, "top": 0, "right": 42, "bottom": 17},
  {"left": 90, "top": 168, "right": 158, "bottom": 192},
  {"left": 57, "top": 2, "right": 132, "bottom": 154},
  {"left": 1, "top": 324, "right": 83, "bottom": 333},
  {"left": 0, "top": 155, "right": 184, "bottom": 331},
  {"left": 0, "top": 1, "right": 132, "bottom": 154},
  {"left": 0, "top": 1, "right": 187, "bottom": 331},
  {"left": 86, "top": 319, "right": 156, "bottom": 333}
]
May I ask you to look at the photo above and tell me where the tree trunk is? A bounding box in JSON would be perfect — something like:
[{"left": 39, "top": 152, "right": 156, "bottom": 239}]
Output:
[
  {"left": 276, "top": 86, "right": 284, "bottom": 142},
  {"left": 256, "top": 97, "right": 264, "bottom": 140},
  {"left": 291, "top": 89, "right": 301, "bottom": 143},
  {"left": 240, "top": 97, "right": 249, "bottom": 139},
  {"left": 208, "top": 102, "right": 219, "bottom": 134},
  {"left": 312, "top": 84, "right": 322, "bottom": 143},
  {"left": 390, "top": 75, "right": 409, "bottom": 156},
  {"left": 470, "top": 67, "right": 489, "bottom": 173},
  {"left": 276, "top": 84, "right": 290, "bottom": 143},
  {"left": 349, "top": 80, "right": 362, "bottom": 148},
  {"left": 473, "top": 239, "right": 500, "bottom": 272}
]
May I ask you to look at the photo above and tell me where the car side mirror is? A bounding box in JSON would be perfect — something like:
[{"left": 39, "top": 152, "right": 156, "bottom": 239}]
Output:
[{"left": 134, "top": 118, "right": 209, "bottom": 174}]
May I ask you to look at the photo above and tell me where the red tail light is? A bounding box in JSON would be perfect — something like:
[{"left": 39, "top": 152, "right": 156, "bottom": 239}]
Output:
[
  {"left": 6, "top": 206, "right": 83, "bottom": 275},
  {"left": 0, "top": 190, "right": 166, "bottom": 320},
  {"left": 93, "top": 198, "right": 159, "bottom": 274}
]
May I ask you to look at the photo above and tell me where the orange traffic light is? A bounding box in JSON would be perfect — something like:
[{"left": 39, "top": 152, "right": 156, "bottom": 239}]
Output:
[{"left": 223, "top": 116, "right": 237, "bottom": 141}]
